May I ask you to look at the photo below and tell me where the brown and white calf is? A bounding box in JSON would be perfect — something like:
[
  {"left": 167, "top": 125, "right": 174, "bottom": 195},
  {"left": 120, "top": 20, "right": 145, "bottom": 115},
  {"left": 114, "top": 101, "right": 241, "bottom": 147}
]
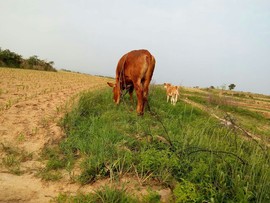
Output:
[
  {"left": 107, "top": 49, "right": 156, "bottom": 115},
  {"left": 164, "top": 83, "right": 179, "bottom": 105}
]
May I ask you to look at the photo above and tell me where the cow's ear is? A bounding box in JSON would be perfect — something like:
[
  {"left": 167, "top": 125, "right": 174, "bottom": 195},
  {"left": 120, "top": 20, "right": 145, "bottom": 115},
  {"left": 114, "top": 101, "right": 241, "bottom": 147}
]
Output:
[{"left": 107, "top": 82, "right": 115, "bottom": 87}]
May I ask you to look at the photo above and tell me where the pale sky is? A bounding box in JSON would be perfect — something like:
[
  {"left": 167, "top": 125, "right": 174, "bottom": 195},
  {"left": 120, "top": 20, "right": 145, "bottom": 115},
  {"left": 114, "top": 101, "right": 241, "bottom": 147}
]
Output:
[{"left": 1, "top": 0, "right": 270, "bottom": 95}]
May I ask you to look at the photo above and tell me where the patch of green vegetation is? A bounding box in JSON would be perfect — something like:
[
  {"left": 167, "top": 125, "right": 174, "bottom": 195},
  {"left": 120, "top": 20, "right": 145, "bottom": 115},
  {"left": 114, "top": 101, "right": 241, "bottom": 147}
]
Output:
[
  {"left": 45, "top": 86, "right": 270, "bottom": 202},
  {"left": 37, "top": 145, "right": 74, "bottom": 181},
  {"left": 0, "top": 143, "right": 33, "bottom": 175},
  {"left": 230, "top": 92, "right": 248, "bottom": 98},
  {"left": 54, "top": 186, "right": 137, "bottom": 203},
  {"left": 141, "top": 190, "right": 161, "bottom": 203},
  {"left": 55, "top": 186, "right": 162, "bottom": 203},
  {"left": 173, "top": 179, "right": 200, "bottom": 202},
  {"left": 2, "top": 154, "right": 22, "bottom": 175},
  {"left": 187, "top": 95, "right": 208, "bottom": 105},
  {"left": 37, "top": 169, "right": 63, "bottom": 181},
  {"left": 220, "top": 104, "right": 266, "bottom": 121},
  {"left": 41, "top": 146, "right": 73, "bottom": 171},
  {"left": 188, "top": 92, "right": 270, "bottom": 137}
]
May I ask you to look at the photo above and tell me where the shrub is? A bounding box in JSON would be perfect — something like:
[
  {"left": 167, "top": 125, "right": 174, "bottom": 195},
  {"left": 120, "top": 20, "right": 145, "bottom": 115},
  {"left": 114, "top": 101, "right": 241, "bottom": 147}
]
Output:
[{"left": 173, "top": 179, "right": 199, "bottom": 203}]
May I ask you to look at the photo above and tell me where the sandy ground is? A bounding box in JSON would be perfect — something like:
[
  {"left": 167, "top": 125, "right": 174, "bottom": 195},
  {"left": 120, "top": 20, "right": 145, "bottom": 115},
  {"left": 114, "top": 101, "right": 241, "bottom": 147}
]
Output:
[{"left": 0, "top": 68, "right": 112, "bottom": 202}]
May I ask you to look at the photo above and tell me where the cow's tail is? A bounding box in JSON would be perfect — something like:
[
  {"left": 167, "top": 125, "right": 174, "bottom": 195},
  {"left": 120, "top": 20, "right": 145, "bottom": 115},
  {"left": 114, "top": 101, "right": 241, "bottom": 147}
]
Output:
[
  {"left": 147, "top": 53, "right": 155, "bottom": 79},
  {"left": 151, "top": 54, "right": 156, "bottom": 69},
  {"left": 120, "top": 54, "right": 128, "bottom": 89}
]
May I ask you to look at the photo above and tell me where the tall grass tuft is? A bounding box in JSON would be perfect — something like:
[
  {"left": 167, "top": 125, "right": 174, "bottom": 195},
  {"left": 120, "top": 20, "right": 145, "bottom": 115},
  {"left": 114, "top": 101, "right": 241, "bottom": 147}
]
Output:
[{"left": 55, "top": 186, "right": 137, "bottom": 203}]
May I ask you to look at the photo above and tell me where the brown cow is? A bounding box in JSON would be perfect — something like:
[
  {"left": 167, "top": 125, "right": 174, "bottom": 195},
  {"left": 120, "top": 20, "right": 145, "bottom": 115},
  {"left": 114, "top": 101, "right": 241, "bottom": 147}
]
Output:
[
  {"left": 164, "top": 83, "right": 179, "bottom": 105},
  {"left": 107, "top": 49, "right": 155, "bottom": 115}
]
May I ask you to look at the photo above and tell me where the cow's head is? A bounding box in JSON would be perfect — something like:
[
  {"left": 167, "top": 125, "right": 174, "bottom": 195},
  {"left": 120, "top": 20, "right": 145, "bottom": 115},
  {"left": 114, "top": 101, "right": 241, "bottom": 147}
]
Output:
[{"left": 107, "top": 82, "right": 120, "bottom": 104}]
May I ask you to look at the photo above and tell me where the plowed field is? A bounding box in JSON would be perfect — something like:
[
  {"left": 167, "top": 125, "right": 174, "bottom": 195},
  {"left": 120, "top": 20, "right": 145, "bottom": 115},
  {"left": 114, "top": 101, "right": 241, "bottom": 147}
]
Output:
[{"left": 0, "top": 68, "right": 112, "bottom": 202}]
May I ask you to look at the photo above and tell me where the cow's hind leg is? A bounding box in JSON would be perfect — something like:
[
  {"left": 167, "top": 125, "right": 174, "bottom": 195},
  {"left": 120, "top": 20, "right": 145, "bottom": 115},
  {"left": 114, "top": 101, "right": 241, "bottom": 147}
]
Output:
[
  {"left": 129, "top": 86, "right": 134, "bottom": 103},
  {"left": 134, "top": 81, "right": 144, "bottom": 115},
  {"left": 142, "top": 80, "right": 152, "bottom": 112}
]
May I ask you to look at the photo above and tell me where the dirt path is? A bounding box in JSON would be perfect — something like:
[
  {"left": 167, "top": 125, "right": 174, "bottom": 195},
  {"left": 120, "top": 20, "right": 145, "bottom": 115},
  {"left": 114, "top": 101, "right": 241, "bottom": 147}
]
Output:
[{"left": 0, "top": 68, "right": 113, "bottom": 202}]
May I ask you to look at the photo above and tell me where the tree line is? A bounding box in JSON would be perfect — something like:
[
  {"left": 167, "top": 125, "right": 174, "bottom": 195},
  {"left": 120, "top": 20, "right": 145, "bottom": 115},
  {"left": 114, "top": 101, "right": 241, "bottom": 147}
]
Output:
[{"left": 0, "top": 48, "right": 57, "bottom": 72}]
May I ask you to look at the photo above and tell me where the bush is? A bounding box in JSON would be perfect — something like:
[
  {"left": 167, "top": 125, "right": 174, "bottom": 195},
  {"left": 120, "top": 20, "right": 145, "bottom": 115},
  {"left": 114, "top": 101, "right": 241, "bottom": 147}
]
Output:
[{"left": 173, "top": 179, "right": 199, "bottom": 202}]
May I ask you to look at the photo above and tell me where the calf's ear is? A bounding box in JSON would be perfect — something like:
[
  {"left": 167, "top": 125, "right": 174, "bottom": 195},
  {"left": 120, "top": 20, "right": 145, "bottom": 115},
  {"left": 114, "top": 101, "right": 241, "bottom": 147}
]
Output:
[{"left": 107, "top": 82, "right": 115, "bottom": 87}]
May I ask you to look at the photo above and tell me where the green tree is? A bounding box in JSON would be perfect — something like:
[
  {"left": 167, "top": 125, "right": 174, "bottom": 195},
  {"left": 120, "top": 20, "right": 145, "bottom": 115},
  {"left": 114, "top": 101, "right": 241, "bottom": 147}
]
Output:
[
  {"left": 27, "top": 55, "right": 39, "bottom": 67},
  {"left": 228, "top": 84, "right": 236, "bottom": 90},
  {"left": 25, "top": 56, "right": 56, "bottom": 71},
  {"left": 0, "top": 49, "right": 23, "bottom": 68}
]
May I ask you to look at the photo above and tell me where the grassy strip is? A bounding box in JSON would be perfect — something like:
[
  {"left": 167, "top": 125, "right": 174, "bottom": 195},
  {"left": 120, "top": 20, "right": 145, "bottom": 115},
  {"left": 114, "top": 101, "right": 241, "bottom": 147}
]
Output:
[
  {"left": 44, "top": 86, "right": 269, "bottom": 202},
  {"left": 188, "top": 93, "right": 270, "bottom": 137}
]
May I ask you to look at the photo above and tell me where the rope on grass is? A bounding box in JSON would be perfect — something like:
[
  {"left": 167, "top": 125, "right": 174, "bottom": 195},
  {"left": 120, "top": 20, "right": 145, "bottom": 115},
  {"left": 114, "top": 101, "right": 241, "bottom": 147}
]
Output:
[{"left": 186, "top": 147, "right": 248, "bottom": 165}]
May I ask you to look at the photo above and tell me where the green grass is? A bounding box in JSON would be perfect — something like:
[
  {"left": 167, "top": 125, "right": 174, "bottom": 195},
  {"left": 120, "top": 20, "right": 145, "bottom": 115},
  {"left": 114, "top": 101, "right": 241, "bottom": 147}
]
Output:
[
  {"left": 55, "top": 186, "right": 162, "bottom": 203},
  {"left": 43, "top": 86, "right": 270, "bottom": 202},
  {"left": 55, "top": 186, "right": 138, "bottom": 203},
  {"left": 187, "top": 92, "right": 270, "bottom": 138},
  {"left": 0, "top": 143, "right": 33, "bottom": 175},
  {"left": 36, "top": 169, "right": 63, "bottom": 181}
]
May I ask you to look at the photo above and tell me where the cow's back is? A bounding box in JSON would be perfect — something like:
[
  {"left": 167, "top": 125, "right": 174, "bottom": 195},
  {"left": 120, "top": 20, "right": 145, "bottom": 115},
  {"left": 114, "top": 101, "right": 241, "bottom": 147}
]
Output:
[{"left": 116, "top": 50, "right": 155, "bottom": 82}]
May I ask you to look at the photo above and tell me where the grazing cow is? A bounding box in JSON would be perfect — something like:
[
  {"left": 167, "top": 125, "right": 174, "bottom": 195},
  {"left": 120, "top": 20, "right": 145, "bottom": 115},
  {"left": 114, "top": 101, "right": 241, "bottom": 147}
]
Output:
[
  {"left": 107, "top": 49, "right": 155, "bottom": 115},
  {"left": 164, "top": 83, "right": 179, "bottom": 105}
]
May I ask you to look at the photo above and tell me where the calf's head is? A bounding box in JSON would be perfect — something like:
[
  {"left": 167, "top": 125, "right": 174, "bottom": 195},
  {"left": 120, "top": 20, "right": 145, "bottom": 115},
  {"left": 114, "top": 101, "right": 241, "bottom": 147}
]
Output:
[{"left": 164, "top": 83, "right": 171, "bottom": 89}]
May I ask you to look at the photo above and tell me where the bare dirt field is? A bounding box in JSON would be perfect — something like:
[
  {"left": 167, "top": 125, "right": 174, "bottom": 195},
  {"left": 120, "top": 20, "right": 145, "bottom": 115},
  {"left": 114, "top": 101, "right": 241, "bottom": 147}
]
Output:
[{"left": 0, "top": 68, "right": 114, "bottom": 202}]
